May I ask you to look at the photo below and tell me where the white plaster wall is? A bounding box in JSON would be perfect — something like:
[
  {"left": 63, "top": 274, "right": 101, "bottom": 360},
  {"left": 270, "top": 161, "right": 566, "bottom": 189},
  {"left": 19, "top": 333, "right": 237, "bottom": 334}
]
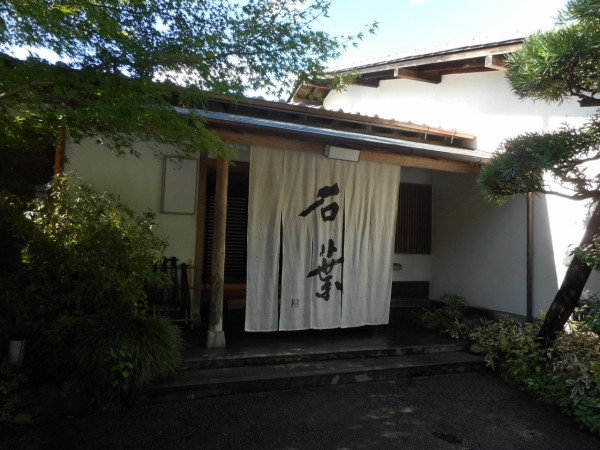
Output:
[
  {"left": 533, "top": 192, "right": 600, "bottom": 314},
  {"left": 64, "top": 139, "right": 199, "bottom": 263},
  {"left": 325, "top": 71, "right": 591, "bottom": 153},
  {"left": 325, "top": 68, "right": 600, "bottom": 316},
  {"left": 431, "top": 171, "right": 527, "bottom": 315}
]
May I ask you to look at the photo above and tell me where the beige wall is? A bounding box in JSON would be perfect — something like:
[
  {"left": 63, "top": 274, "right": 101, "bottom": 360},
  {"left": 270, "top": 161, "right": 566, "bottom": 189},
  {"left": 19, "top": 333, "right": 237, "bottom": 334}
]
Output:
[{"left": 64, "top": 140, "right": 199, "bottom": 264}]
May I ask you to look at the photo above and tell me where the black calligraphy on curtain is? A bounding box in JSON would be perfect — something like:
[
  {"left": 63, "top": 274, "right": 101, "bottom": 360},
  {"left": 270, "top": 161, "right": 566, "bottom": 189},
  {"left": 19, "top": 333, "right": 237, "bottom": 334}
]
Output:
[{"left": 299, "top": 183, "right": 344, "bottom": 301}]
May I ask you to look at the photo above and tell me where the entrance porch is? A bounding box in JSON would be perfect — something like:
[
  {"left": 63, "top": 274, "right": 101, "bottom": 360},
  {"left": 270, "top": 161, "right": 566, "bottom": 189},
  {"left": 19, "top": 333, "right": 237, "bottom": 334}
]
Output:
[{"left": 138, "top": 316, "right": 484, "bottom": 405}]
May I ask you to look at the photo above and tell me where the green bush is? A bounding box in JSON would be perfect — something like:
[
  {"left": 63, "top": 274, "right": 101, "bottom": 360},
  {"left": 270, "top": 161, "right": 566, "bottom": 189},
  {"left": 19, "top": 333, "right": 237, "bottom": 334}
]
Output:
[
  {"left": 9, "top": 173, "right": 170, "bottom": 380},
  {"left": 572, "top": 295, "right": 600, "bottom": 335},
  {"left": 0, "top": 194, "right": 34, "bottom": 348},
  {"left": 471, "top": 315, "right": 600, "bottom": 433},
  {"left": 0, "top": 361, "right": 30, "bottom": 424},
  {"left": 415, "top": 293, "right": 469, "bottom": 339},
  {"left": 546, "top": 330, "right": 600, "bottom": 431},
  {"left": 23, "top": 173, "right": 168, "bottom": 316},
  {"left": 416, "top": 292, "right": 600, "bottom": 433},
  {"left": 470, "top": 317, "right": 547, "bottom": 393},
  {"left": 0, "top": 174, "right": 184, "bottom": 413},
  {"left": 74, "top": 313, "right": 183, "bottom": 405}
]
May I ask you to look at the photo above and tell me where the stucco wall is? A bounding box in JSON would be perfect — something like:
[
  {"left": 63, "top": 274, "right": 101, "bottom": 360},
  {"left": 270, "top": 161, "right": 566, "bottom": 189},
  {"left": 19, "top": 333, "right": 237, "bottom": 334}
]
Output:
[
  {"left": 324, "top": 71, "right": 591, "bottom": 153},
  {"left": 429, "top": 170, "right": 600, "bottom": 317},
  {"left": 534, "top": 192, "right": 600, "bottom": 314},
  {"left": 430, "top": 171, "right": 526, "bottom": 314},
  {"left": 324, "top": 70, "right": 599, "bottom": 316},
  {"left": 64, "top": 140, "right": 200, "bottom": 264}
]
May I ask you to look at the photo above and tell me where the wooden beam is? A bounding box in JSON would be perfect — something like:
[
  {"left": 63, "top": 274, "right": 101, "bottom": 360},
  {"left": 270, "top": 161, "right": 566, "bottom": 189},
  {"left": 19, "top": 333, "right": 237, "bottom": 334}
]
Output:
[
  {"left": 338, "top": 43, "right": 522, "bottom": 76},
  {"left": 485, "top": 54, "right": 508, "bottom": 71},
  {"left": 213, "top": 128, "right": 324, "bottom": 155},
  {"left": 354, "top": 78, "right": 380, "bottom": 88},
  {"left": 193, "top": 154, "right": 208, "bottom": 324},
  {"left": 212, "top": 128, "right": 483, "bottom": 174},
  {"left": 360, "top": 149, "right": 482, "bottom": 175},
  {"left": 205, "top": 158, "right": 250, "bottom": 172},
  {"left": 394, "top": 68, "right": 442, "bottom": 84},
  {"left": 206, "top": 156, "right": 228, "bottom": 348}
]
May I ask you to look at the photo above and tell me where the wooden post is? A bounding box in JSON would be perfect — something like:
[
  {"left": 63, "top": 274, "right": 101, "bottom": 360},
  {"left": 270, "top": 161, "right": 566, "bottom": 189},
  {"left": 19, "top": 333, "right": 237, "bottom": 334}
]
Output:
[
  {"left": 193, "top": 154, "right": 208, "bottom": 325},
  {"left": 206, "top": 156, "right": 228, "bottom": 348}
]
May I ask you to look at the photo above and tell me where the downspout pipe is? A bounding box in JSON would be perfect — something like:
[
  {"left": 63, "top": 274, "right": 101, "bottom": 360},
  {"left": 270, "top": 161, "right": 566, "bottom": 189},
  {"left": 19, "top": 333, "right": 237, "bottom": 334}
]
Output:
[{"left": 526, "top": 192, "right": 534, "bottom": 322}]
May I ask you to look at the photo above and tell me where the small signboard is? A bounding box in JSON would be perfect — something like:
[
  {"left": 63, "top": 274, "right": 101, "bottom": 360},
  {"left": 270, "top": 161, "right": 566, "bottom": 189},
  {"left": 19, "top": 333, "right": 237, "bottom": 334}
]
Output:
[{"left": 161, "top": 156, "right": 198, "bottom": 214}]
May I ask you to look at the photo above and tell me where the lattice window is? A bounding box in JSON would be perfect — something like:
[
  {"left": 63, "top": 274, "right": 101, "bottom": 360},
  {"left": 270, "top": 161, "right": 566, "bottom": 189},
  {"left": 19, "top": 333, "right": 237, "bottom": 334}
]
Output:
[{"left": 395, "top": 182, "right": 432, "bottom": 254}]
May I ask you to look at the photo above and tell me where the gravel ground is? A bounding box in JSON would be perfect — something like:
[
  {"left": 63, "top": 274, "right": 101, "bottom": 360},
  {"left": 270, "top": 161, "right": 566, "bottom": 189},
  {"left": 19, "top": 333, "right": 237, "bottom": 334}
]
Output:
[{"left": 2, "top": 371, "right": 599, "bottom": 450}]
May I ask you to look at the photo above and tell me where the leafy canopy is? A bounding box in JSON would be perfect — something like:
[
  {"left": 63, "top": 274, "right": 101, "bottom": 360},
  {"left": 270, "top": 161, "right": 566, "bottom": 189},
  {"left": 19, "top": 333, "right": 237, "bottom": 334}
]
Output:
[
  {"left": 20, "top": 173, "right": 168, "bottom": 316},
  {"left": 507, "top": 0, "right": 600, "bottom": 107},
  {"left": 0, "top": 1, "right": 374, "bottom": 155}
]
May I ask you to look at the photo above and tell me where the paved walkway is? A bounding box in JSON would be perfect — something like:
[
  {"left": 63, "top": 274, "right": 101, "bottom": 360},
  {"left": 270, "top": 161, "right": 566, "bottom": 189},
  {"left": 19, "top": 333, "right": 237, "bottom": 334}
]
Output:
[{"left": 2, "top": 371, "right": 599, "bottom": 449}]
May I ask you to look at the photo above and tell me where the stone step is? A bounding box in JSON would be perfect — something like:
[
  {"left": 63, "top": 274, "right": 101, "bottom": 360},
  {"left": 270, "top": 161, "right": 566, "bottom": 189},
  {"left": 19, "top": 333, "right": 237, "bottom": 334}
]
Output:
[
  {"left": 179, "top": 341, "right": 470, "bottom": 370},
  {"left": 138, "top": 351, "right": 484, "bottom": 405}
]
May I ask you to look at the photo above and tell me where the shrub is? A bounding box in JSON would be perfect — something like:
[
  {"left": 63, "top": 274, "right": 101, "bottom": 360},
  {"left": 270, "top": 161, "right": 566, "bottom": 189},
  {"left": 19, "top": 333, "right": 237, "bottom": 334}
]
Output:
[
  {"left": 12, "top": 173, "right": 169, "bottom": 380},
  {"left": 417, "top": 292, "right": 600, "bottom": 433},
  {"left": 0, "top": 361, "right": 30, "bottom": 424},
  {"left": 546, "top": 330, "right": 600, "bottom": 431},
  {"left": 0, "top": 194, "right": 34, "bottom": 348},
  {"left": 73, "top": 313, "right": 183, "bottom": 405},
  {"left": 470, "top": 315, "right": 600, "bottom": 433},
  {"left": 470, "top": 317, "right": 547, "bottom": 393},
  {"left": 415, "top": 293, "right": 469, "bottom": 339},
  {"left": 572, "top": 294, "right": 600, "bottom": 335},
  {"left": 23, "top": 173, "right": 168, "bottom": 316}
]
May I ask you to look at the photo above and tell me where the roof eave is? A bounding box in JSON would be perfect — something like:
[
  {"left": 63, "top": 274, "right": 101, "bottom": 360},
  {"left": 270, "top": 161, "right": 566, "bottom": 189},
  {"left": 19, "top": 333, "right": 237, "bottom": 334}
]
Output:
[{"left": 174, "top": 107, "right": 490, "bottom": 168}]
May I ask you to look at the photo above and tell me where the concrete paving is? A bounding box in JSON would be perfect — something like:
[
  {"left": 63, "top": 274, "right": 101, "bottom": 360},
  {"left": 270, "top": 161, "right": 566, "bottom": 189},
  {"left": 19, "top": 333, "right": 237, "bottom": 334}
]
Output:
[
  {"left": 4, "top": 319, "right": 598, "bottom": 448},
  {"left": 3, "top": 371, "right": 599, "bottom": 449}
]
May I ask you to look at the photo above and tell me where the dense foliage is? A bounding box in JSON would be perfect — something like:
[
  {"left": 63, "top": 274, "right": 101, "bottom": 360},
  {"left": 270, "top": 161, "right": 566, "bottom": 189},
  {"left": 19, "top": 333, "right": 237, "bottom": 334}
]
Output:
[
  {"left": 0, "top": 0, "right": 373, "bottom": 155},
  {"left": 471, "top": 316, "right": 600, "bottom": 433},
  {"left": 414, "top": 294, "right": 469, "bottom": 339},
  {"left": 0, "top": 361, "right": 29, "bottom": 424},
  {"left": 74, "top": 313, "right": 182, "bottom": 405},
  {"left": 22, "top": 174, "right": 167, "bottom": 318},
  {"left": 507, "top": 0, "right": 600, "bottom": 107},
  {"left": 0, "top": 174, "right": 181, "bottom": 407},
  {"left": 478, "top": 0, "right": 600, "bottom": 343},
  {"left": 418, "top": 295, "right": 600, "bottom": 433},
  {"left": 417, "top": 297, "right": 600, "bottom": 434}
]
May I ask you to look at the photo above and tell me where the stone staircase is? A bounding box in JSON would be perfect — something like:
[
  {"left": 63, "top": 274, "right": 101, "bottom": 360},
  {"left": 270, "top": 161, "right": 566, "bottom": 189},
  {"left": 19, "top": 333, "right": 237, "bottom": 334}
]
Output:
[{"left": 136, "top": 333, "right": 484, "bottom": 405}]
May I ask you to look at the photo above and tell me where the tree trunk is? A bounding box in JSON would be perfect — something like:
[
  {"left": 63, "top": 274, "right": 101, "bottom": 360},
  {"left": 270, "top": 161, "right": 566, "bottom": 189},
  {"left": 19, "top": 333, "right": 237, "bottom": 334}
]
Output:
[{"left": 537, "top": 201, "right": 600, "bottom": 345}]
